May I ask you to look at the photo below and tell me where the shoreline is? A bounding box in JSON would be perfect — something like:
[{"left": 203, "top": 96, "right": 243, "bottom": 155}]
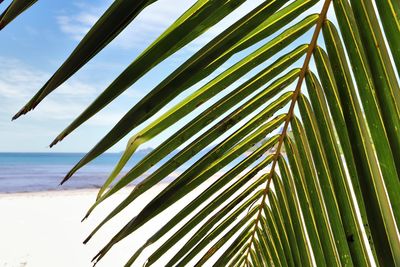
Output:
[
  {"left": 0, "top": 185, "right": 138, "bottom": 196},
  {"left": 0, "top": 180, "right": 176, "bottom": 196},
  {"left": 0, "top": 186, "right": 133, "bottom": 198}
]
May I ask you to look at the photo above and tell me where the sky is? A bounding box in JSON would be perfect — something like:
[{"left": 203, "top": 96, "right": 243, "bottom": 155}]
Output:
[{"left": 0, "top": 0, "right": 328, "bottom": 152}]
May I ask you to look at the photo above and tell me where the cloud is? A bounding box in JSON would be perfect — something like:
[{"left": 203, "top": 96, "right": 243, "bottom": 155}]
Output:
[
  {"left": 0, "top": 56, "right": 134, "bottom": 152},
  {"left": 56, "top": 0, "right": 304, "bottom": 52},
  {"left": 0, "top": 57, "right": 97, "bottom": 97},
  {"left": 57, "top": 13, "right": 98, "bottom": 41},
  {"left": 0, "top": 57, "right": 99, "bottom": 120},
  {"left": 56, "top": 1, "right": 109, "bottom": 41},
  {"left": 56, "top": 0, "right": 197, "bottom": 50},
  {"left": 0, "top": 58, "right": 47, "bottom": 98}
]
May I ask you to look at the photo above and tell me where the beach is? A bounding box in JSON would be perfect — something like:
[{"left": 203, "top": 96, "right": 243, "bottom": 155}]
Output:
[
  {"left": 0, "top": 182, "right": 224, "bottom": 267},
  {"left": 0, "top": 153, "right": 246, "bottom": 266}
]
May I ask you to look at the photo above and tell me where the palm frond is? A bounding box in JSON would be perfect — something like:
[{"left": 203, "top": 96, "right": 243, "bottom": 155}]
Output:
[
  {"left": 11, "top": 0, "right": 400, "bottom": 266},
  {"left": 0, "top": 0, "right": 37, "bottom": 30}
]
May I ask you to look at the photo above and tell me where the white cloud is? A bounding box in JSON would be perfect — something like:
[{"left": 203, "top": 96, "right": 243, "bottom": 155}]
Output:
[
  {"left": 57, "top": 13, "right": 98, "bottom": 40},
  {"left": 0, "top": 54, "right": 134, "bottom": 152},
  {"left": 56, "top": 0, "right": 306, "bottom": 52},
  {"left": 56, "top": 0, "right": 196, "bottom": 50},
  {"left": 56, "top": 1, "right": 109, "bottom": 41},
  {"left": 0, "top": 58, "right": 47, "bottom": 98},
  {"left": 0, "top": 57, "right": 99, "bottom": 120}
]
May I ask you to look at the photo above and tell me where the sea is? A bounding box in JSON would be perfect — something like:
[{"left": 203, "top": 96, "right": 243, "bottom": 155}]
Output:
[
  {"left": 0, "top": 147, "right": 250, "bottom": 193},
  {"left": 0, "top": 150, "right": 172, "bottom": 193}
]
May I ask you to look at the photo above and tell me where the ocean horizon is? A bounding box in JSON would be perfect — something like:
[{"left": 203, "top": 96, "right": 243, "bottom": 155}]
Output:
[
  {"left": 0, "top": 150, "right": 169, "bottom": 193},
  {"left": 0, "top": 147, "right": 249, "bottom": 193}
]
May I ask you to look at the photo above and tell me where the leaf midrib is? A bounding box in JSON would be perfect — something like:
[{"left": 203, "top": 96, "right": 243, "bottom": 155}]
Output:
[{"left": 243, "top": 0, "right": 333, "bottom": 263}]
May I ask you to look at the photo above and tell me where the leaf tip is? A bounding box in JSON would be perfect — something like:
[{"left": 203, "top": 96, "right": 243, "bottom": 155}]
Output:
[
  {"left": 50, "top": 132, "right": 68, "bottom": 148},
  {"left": 60, "top": 172, "right": 73, "bottom": 185},
  {"left": 12, "top": 108, "right": 25, "bottom": 121},
  {"left": 83, "top": 234, "right": 93, "bottom": 244}
]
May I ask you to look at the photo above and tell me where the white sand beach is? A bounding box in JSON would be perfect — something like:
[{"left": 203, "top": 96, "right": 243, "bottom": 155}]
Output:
[{"left": 0, "top": 182, "right": 226, "bottom": 267}]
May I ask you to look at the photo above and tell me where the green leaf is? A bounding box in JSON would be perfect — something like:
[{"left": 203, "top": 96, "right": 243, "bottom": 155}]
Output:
[
  {"left": 282, "top": 139, "right": 327, "bottom": 266},
  {"left": 252, "top": 241, "right": 267, "bottom": 267},
  {"left": 214, "top": 222, "right": 254, "bottom": 267},
  {"left": 257, "top": 225, "right": 281, "bottom": 267},
  {"left": 313, "top": 46, "right": 377, "bottom": 261},
  {"left": 162, "top": 192, "right": 263, "bottom": 266},
  {"left": 132, "top": 149, "right": 276, "bottom": 266},
  {"left": 46, "top": 0, "right": 249, "bottom": 144},
  {"left": 269, "top": 191, "right": 295, "bottom": 267},
  {"left": 332, "top": 2, "right": 400, "bottom": 237},
  {"left": 298, "top": 93, "right": 355, "bottom": 265},
  {"left": 84, "top": 69, "right": 299, "bottom": 221},
  {"left": 349, "top": 0, "right": 400, "bottom": 176},
  {"left": 276, "top": 160, "right": 313, "bottom": 266},
  {"left": 194, "top": 212, "right": 259, "bottom": 266},
  {"left": 291, "top": 116, "right": 344, "bottom": 266},
  {"left": 0, "top": 0, "right": 37, "bottom": 30},
  {"left": 92, "top": 113, "right": 286, "bottom": 262},
  {"left": 227, "top": 245, "right": 250, "bottom": 267},
  {"left": 94, "top": 43, "right": 308, "bottom": 200},
  {"left": 59, "top": 6, "right": 318, "bottom": 184},
  {"left": 153, "top": 139, "right": 275, "bottom": 255},
  {"left": 373, "top": 0, "right": 400, "bottom": 74},
  {"left": 254, "top": 231, "right": 271, "bottom": 266},
  {"left": 250, "top": 247, "right": 262, "bottom": 267},
  {"left": 261, "top": 209, "right": 289, "bottom": 267},
  {"left": 272, "top": 176, "right": 302, "bottom": 266},
  {"left": 11, "top": 0, "right": 400, "bottom": 265},
  {"left": 324, "top": 17, "right": 400, "bottom": 265},
  {"left": 305, "top": 71, "right": 371, "bottom": 266},
  {"left": 51, "top": 0, "right": 317, "bottom": 148}
]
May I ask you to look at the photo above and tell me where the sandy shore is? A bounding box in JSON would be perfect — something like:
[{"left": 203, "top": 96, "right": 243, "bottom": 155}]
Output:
[{"left": 0, "top": 182, "right": 223, "bottom": 267}]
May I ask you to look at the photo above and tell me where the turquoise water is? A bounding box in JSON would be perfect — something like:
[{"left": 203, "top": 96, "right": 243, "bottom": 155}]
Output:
[
  {"left": 0, "top": 151, "right": 163, "bottom": 193},
  {"left": 0, "top": 148, "right": 247, "bottom": 193}
]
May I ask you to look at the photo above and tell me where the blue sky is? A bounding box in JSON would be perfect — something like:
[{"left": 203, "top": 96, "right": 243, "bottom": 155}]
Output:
[{"left": 0, "top": 0, "right": 328, "bottom": 152}]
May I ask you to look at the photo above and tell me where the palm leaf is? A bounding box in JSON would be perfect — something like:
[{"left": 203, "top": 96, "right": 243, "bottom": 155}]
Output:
[
  {"left": 12, "top": 0, "right": 400, "bottom": 265},
  {"left": 0, "top": 0, "right": 37, "bottom": 30}
]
